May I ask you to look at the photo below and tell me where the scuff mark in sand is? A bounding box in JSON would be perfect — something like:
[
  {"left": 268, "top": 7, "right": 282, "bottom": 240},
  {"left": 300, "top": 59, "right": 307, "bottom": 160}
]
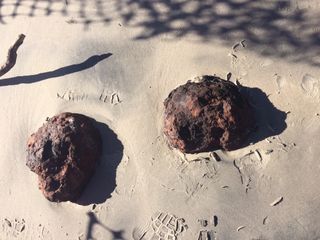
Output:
[{"left": 233, "top": 150, "right": 270, "bottom": 192}]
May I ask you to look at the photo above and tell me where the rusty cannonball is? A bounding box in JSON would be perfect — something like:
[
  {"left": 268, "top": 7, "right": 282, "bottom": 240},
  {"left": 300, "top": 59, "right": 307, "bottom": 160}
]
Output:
[
  {"left": 163, "top": 76, "right": 254, "bottom": 153},
  {"left": 26, "top": 112, "right": 102, "bottom": 202}
]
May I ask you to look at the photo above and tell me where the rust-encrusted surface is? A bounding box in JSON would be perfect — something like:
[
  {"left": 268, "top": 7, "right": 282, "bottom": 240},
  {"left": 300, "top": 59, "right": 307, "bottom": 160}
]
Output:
[
  {"left": 26, "top": 112, "right": 102, "bottom": 202},
  {"left": 163, "top": 76, "right": 254, "bottom": 153}
]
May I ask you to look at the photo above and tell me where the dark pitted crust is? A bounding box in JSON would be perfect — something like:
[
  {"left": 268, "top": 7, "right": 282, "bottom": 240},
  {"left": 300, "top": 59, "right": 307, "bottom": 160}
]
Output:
[
  {"left": 163, "top": 76, "right": 254, "bottom": 153},
  {"left": 26, "top": 112, "right": 102, "bottom": 202}
]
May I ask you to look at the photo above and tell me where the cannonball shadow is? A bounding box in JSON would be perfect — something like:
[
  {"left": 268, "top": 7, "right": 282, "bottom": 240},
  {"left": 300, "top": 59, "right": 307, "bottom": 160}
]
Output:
[
  {"left": 239, "top": 85, "right": 287, "bottom": 147},
  {"left": 76, "top": 121, "right": 123, "bottom": 205}
]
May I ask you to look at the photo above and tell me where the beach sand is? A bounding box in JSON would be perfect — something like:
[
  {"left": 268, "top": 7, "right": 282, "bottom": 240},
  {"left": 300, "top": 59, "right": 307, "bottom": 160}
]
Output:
[{"left": 1, "top": 0, "right": 320, "bottom": 239}]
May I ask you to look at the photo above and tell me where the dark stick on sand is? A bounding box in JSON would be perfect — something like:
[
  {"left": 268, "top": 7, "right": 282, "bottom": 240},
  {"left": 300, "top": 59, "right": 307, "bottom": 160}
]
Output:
[{"left": 0, "top": 34, "right": 25, "bottom": 78}]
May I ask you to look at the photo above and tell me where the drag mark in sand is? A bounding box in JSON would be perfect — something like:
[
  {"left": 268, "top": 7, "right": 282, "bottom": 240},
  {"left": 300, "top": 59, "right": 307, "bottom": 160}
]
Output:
[
  {"left": 233, "top": 150, "right": 269, "bottom": 192},
  {"left": 178, "top": 157, "right": 220, "bottom": 200},
  {"left": 233, "top": 159, "right": 244, "bottom": 185},
  {"left": 110, "top": 92, "right": 121, "bottom": 104},
  {"left": 57, "top": 89, "right": 88, "bottom": 102},
  {"left": 56, "top": 88, "right": 122, "bottom": 105},
  {"left": 99, "top": 89, "right": 121, "bottom": 104}
]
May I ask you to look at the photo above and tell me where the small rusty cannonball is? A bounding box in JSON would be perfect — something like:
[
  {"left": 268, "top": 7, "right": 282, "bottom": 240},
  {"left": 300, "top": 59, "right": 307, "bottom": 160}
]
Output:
[
  {"left": 163, "top": 76, "right": 254, "bottom": 153},
  {"left": 26, "top": 112, "right": 102, "bottom": 202}
]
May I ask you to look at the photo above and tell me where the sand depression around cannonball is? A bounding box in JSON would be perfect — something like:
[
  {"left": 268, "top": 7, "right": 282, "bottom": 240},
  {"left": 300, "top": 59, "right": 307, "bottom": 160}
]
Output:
[
  {"left": 163, "top": 76, "right": 254, "bottom": 153},
  {"left": 26, "top": 112, "right": 102, "bottom": 202}
]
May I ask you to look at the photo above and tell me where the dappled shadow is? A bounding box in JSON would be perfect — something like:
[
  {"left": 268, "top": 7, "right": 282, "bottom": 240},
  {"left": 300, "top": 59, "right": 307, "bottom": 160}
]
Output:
[
  {"left": 117, "top": 0, "right": 320, "bottom": 66},
  {"left": 1, "top": 1, "right": 320, "bottom": 65},
  {"left": 239, "top": 84, "right": 287, "bottom": 147},
  {"left": 76, "top": 121, "right": 124, "bottom": 205},
  {"left": 0, "top": 53, "right": 112, "bottom": 86},
  {"left": 85, "top": 212, "right": 126, "bottom": 240}
]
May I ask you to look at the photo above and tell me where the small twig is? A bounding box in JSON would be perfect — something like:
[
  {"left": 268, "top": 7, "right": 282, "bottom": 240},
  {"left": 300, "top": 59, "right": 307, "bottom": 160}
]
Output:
[
  {"left": 0, "top": 34, "right": 26, "bottom": 78},
  {"left": 263, "top": 216, "right": 268, "bottom": 225},
  {"left": 210, "top": 151, "right": 222, "bottom": 162},
  {"left": 254, "top": 149, "right": 262, "bottom": 162},
  {"left": 237, "top": 226, "right": 245, "bottom": 232},
  {"left": 226, "top": 72, "right": 232, "bottom": 81},
  {"left": 270, "top": 196, "right": 283, "bottom": 206}
]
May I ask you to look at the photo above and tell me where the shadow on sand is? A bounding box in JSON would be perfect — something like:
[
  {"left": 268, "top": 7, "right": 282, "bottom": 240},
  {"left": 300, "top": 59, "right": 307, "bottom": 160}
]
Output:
[
  {"left": 239, "top": 84, "right": 287, "bottom": 147},
  {"left": 0, "top": 53, "right": 112, "bottom": 86},
  {"left": 76, "top": 121, "right": 124, "bottom": 206},
  {"left": 85, "top": 212, "right": 126, "bottom": 240},
  {"left": 1, "top": 0, "right": 320, "bottom": 65}
]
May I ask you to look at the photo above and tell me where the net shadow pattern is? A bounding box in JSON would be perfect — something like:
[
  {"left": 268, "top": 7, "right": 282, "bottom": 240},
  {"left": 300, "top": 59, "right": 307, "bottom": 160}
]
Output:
[{"left": 1, "top": 0, "right": 320, "bottom": 66}]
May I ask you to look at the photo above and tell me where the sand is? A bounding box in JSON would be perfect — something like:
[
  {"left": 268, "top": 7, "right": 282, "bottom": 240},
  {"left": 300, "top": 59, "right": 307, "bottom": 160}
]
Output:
[{"left": 1, "top": 0, "right": 320, "bottom": 239}]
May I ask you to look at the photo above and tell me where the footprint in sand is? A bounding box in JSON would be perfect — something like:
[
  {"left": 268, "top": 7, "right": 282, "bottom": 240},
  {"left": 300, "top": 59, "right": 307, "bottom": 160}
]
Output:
[
  {"left": 132, "top": 212, "right": 187, "bottom": 240},
  {"left": 275, "top": 74, "right": 286, "bottom": 94},
  {"left": 177, "top": 156, "right": 220, "bottom": 200},
  {"left": 1, "top": 218, "right": 25, "bottom": 238},
  {"left": 233, "top": 150, "right": 269, "bottom": 193},
  {"left": 312, "top": 56, "right": 320, "bottom": 65},
  {"left": 1, "top": 218, "right": 52, "bottom": 240},
  {"left": 260, "top": 59, "right": 274, "bottom": 68},
  {"left": 301, "top": 74, "right": 320, "bottom": 98},
  {"left": 197, "top": 230, "right": 216, "bottom": 240}
]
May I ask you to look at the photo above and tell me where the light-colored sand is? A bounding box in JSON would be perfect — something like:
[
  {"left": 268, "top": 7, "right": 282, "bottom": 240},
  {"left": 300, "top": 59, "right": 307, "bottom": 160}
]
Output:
[{"left": 1, "top": 0, "right": 320, "bottom": 239}]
